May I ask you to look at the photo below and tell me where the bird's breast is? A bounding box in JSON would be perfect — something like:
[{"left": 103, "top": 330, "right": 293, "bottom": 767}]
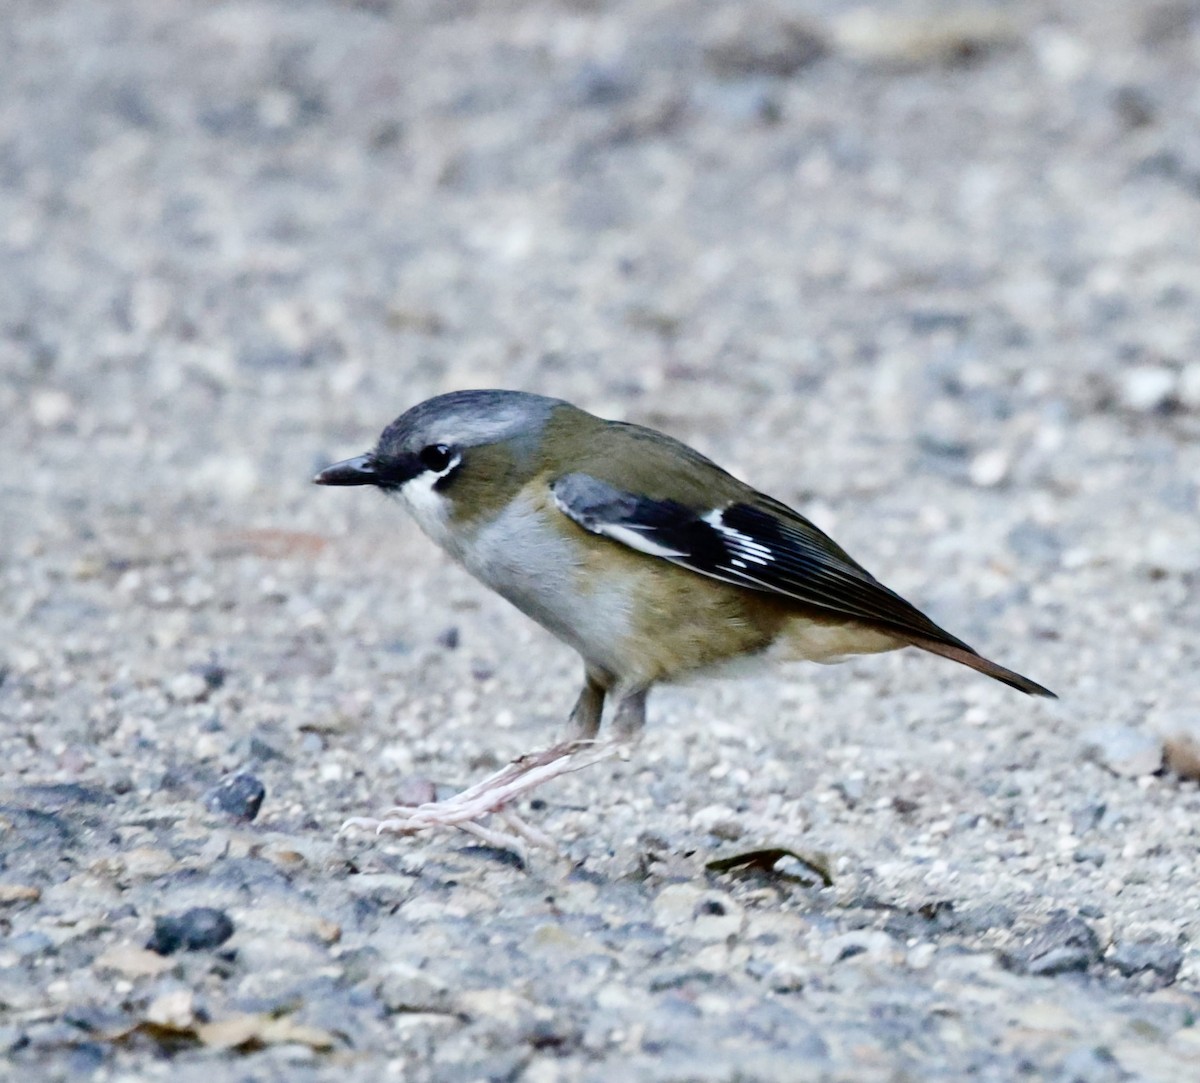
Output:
[{"left": 441, "top": 491, "right": 637, "bottom": 673}]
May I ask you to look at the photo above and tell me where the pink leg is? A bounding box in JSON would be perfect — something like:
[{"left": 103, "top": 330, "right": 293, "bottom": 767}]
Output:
[{"left": 340, "top": 739, "right": 619, "bottom": 857}]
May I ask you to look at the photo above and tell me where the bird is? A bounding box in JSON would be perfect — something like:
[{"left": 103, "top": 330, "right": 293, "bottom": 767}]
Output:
[{"left": 315, "top": 389, "right": 1054, "bottom": 852}]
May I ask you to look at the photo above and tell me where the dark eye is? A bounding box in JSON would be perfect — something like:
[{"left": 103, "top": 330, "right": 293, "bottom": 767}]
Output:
[{"left": 419, "top": 443, "right": 454, "bottom": 472}]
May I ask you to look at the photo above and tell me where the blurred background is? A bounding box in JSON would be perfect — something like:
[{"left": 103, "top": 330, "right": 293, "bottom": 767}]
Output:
[
  {"left": 7, "top": 1, "right": 1198, "bottom": 488},
  {"left": 3, "top": 2, "right": 1200, "bottom": 1078},
  {"left": 5, "top": 0, "right": 1197, "bottom": 707},
  {"left": 4, "top": 0, "right": 1200, "bottom": 827}
]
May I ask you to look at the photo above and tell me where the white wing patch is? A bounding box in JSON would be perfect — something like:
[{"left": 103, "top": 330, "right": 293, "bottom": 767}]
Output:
[
  {"left": 702, "top": 509, "right": 775, "bottom": 566},
  {"left": 598, "top": 523, "right": 687, "bottom": 559},
  {"left": 552, "top": 488, "right": 686, "bottom": 558}
]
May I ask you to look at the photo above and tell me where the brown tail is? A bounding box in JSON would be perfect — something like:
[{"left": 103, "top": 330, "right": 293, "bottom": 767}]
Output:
[{"left": 910, "top": 637, "right": 1057, "bottom": 698}]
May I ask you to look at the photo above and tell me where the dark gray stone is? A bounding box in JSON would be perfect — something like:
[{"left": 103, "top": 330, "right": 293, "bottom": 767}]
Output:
[
  {"left": 1107, "top": 941, "right": 1183, "bottom": 984},
  {"left": 204, "top": 772, "right": 266, "bottom": 822},
  {"left": 1001, "top": 913, "right": 1102, "bottom": 977},
  {"left": 146, "top": 907, "right": 235, "bottom": 955}
]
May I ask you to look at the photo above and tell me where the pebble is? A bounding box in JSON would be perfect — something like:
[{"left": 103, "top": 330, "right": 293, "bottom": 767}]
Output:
[
  {"left": 652, "top": 884, "right": 744, "bottom": 940},
  {"left": 831, "top": 9, "right": 1018, "bottom": 67},
  {"left": 146, "top": 988, "right": 197, "bottom": 1029},
  {"left": 689, "top": 804, "right": 744, "bottom": 840},
  {"left": 0, "top": 885, "right": 41, "bottom": 906},
  {"left": 94, "top": 945, "right": 177, "bottom": 978},
  {"left": 146, "top": 907, "right": 235, "bottom": 955},
  {"left": 121, "top": 847, "right": 177, "bottom": 879},
  {"left": 457, "top": 988, "right": 531, "bottom": 1026},
  {"left": 167, "top": 671, "right": 212, "bottom": 704},
  {"left": 1150, "top": 709, "right": 1200, "bottom": 780},
  {"left": 906, "top": 943, "right": 937, "bottom": 970},
  {"left": 31, "top": 388, "right": 75, "bottom": 428},
  {"left": 1080, "top": 725, "right": 1163, "bottom": 778},
  {"left": 832, "top": 776, "right": 865, "bottom": 807},
  {"left": 566, "top": 61, "right": 638, "bottom": 109},
  {"left": 1001, "top": 913, "right": 1101, "bottom": 976},
  {"left": 238, "top": 904, "right": 341, "bottom": 945},
  {"left": 204, "top": 772, "right": 266, "bottom": 821},
  {"left": 692, "top": 898, "right": 745, "bottom": 942},
  {"left": 703, "top": 4, "right": 827, "bottom": 78},
  {"left": 968, "top": 447, "right": 1010, "bottom": 488},
  {"left": 818, "top": 931, "right": 900, "bottom": 966},
  {"left": 1117, "top": 366, "right": 1177, "bottom": 412},
  {"left": 377, "top": 963, "right": 454, "bottom": 1014},
  {"left": 652, "top": 883, "right": 709, "bottom": 927},
  {"left": 387, "top": 775, "right": 436, "bottom": 807},
  {"left": 1107, "top": 941, "right": 1183, "bottom": 984},
  {"left": 190, "top": 660, "right": 228, "bottom": 691}
]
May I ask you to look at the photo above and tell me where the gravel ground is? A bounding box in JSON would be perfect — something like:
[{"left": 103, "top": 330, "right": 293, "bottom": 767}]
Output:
[{"left": 3, "top": 1, "right": 1200, "bottom": 1080}]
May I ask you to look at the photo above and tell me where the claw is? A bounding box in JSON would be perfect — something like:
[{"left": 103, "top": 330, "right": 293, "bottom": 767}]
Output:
[{"left": 338, "top": 739, "right": 619, "bottom": 858}]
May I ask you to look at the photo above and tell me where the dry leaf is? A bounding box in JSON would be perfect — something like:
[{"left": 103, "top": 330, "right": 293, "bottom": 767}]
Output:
[
  {"left": 0, "top": 884, "right": 41, "bottom": 906},
  {"left": 196, "top": 1012, "right": 336, "bottom": 1051},
  {"left": 94, "top": 945, "right": 177, "bottom": 979},
  {"left": 706, "top": 847, "right": 834, "bottom": 886}
]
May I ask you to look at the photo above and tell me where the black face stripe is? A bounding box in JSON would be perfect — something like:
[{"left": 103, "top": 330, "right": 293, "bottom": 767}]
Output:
[
  {"left": 365, "top": 446, "right": 464, "bottom": 492},
  {"left": 368, "top": 450, "right": 424, "bottom": 490}
]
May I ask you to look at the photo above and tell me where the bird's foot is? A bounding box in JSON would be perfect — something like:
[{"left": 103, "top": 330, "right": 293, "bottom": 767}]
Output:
[{"left": 340, "top": 739, "right": 619, "bottom": 858}]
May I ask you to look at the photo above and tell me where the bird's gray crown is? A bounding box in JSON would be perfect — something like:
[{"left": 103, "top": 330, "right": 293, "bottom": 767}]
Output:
[{"left": 376, "top": 389, "right": 566, "bottom": 456}]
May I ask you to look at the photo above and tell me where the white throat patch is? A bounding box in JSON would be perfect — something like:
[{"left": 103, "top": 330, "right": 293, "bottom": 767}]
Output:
[{"left": 396, "top": 452, "right": 462, "bottom": 547}]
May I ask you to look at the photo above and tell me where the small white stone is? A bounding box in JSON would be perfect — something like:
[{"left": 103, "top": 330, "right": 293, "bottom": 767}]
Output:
[
  {"left": 93, "top": 945, "right": 175, "bottom": 979},
  {"left": 1144, "top": 528, "right": 1195, "bottom": 575},
  {"left": 1118, "top": 366, "right": 1176, "bottom": 412},
  {"left": 689, "top": 804, "right": 743, "bottom": 840},
  {"left": 652, "top": 883, "right": 706, "bottom": 926},
  {"left": 818, "top": 930, "right": 900, "bottom": 966},
  {"left": 179, "top": 579, "right": 215, "bottom": 608},
  {"left": 32, "top": 389, "right": 74, "bottom": 428},
  {"left": 1150, "top": 708, "right": 1200, "bottom": 781},
  {"left": 168, "top": 672, "right": 210, "bottom": 703},
  {"left": 692, "top": 900, "right": 745, "bottom": 942},
  {"left": 193, "top": 732, "right": 223, "bottom": 760},
  {"left": 146, "top": 989, "right": 196, "bottom": 1029},
  {"left": 766, "top": 960, "right": 810, "bottom": 992},
  {"left": 968, "top": 448, "right": 1010, "bottom": 488},
  {"left": 1032, "top": 27, "right": 1090, "bottom": 83},
  {"left": 257, "top": 88, "right": 299, "bottom": 130},
  {"left": 652, "top": 884, "right": 743, "bottom": 940},
  {"left": 907, "top": 943, "right": 937, "bottom": 970}
]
